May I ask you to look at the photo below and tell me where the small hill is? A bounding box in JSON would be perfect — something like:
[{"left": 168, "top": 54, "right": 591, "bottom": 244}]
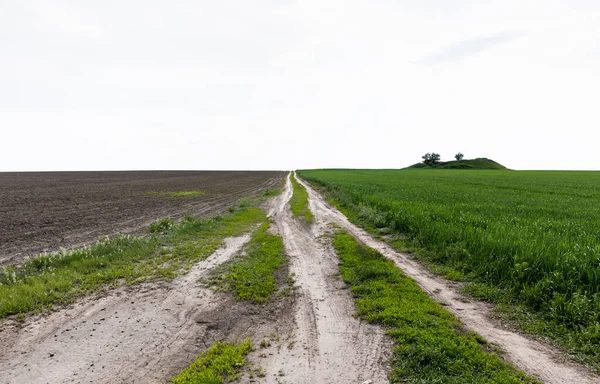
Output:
[{"left": 406, "top": 158, "right": 508, "bottom": 170}]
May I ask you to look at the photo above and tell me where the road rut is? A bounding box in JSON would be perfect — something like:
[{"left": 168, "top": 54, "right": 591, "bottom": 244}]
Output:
[{"left": 251, "top": 174, "right": 391, "bottom": 384}]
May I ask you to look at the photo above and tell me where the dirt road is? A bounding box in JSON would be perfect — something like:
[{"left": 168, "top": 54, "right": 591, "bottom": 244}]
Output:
[
  {"left": 249, "top": 174, "right": 391, "bottom": 383},
  {"left": 295, "top": 176, "right": 599, "bottom": 384}
]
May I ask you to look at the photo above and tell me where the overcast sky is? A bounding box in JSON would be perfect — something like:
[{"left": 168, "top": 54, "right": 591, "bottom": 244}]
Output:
[{"left": 1, "top": 1, "right": 599, "bottom": 171}]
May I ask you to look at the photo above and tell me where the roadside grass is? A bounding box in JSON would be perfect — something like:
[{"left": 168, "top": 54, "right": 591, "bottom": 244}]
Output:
[
  {"left": 289, "top": 172, "right": 313, "bottom": 223},
  {"left": 262, "top": 189, "right": 281, "bottom": 197},
  {"left": 212, "top": 221, "right": 287, "bottom": 303},
  {"left": 151, "top": 190, "right": 206, "bottom": 197},
  {"left": 172, "top": 339, "right": 253, "bottom": 384},
  {"left": 332, "top": 231, "right": 537, "bottom": 383},
  {"left": 299, "top": 169, "right": 600, "bottom": 371},
  {"left": 0, "top": 204, "right": 267, "bottom": 318}
]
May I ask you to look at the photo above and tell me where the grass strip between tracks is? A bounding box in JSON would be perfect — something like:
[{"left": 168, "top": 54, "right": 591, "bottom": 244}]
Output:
[
  {"left": 332, "top": 231, "right": 537, "bottom": 383},
  {"left": 212, "top": 221, "right": 288, "bottom": 303},
  {"left": 172, "top": 339, "right": 253, "bottom": 384},
  {"left": 0, "top": 201, "right": 269, "bottom": 318},
  {"left": 289, "top": 172, "right": 314, "bottom": 223}
]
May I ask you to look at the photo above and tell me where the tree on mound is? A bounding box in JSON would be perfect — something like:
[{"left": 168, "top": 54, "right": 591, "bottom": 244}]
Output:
[
  {"left": 455, "top": 152, "right": 464, "bottom": 161},
  {"left": 422, "top": 153, "right": 441, "bottom": 166}
]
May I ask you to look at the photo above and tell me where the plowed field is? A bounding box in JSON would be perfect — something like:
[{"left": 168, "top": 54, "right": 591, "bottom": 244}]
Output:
[{"left": 0, "top": 171, "right": 286, "bottom": 266}]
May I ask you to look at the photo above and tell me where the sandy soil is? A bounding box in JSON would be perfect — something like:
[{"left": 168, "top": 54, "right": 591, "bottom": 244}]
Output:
[
  {"left": 0, "top": 235, "right": 294, "bottom": 384},
  {"left": 296, "top": 176, "right": 600, "bottom": 384}
]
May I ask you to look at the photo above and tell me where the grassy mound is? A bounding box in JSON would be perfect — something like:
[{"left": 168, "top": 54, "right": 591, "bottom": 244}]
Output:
[{"left": 407, "top": 158, "right": 507, "bottom": 170}]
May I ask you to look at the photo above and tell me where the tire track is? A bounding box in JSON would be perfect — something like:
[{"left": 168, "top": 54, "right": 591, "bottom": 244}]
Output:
[{"left": 256, "top": 174, "right": 391, "bottom": 384}]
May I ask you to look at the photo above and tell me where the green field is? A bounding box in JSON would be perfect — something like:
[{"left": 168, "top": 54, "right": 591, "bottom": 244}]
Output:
[{"left": 298, "top": 169, "right": 600, "bottom": 369}]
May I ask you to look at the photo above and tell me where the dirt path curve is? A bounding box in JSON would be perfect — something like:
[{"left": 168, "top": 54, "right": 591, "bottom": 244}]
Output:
[
  {"left": 0, "top": 235, "right": 252, "bottom": 384},
  {"left": 296, "top": 177, "right": 599, "bottom": 384},
  {"left": 255, "top": 174, "right": 391, "bottom": 384}
]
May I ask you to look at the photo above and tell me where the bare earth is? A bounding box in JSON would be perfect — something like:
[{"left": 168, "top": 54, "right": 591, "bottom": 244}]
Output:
[
  {"left": 1, "top": 173, "right": 597, "bottom": 384},
  {"left": 0, "top": 171, "right": 285, "bottom": 266}
]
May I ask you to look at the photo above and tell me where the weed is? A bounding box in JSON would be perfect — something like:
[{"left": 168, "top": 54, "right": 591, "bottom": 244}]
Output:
[
  {"left": 269, "top": 332, "right": 280, "bottom": 342},
  {"left": 149, "top": 218, "right": 176, "bottom": 233},
  {"left": 172, "top": 339, "right": 252, "bottom": 384}
]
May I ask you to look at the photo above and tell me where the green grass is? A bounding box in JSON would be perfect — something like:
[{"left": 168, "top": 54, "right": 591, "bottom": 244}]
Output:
[
  {"left": 299, "top": 168, "right": 600, "bottom": 371},
  {"left": 212, "top": 221, "right": 287, "bottom": 303},
  {"left": 289, "top": 172, "right": 314, "bottom": 223},
  {"left": 172, "top": 339, "right": 253, "bottom": 384},
  {"left": 0, "top": 205, "right": 267, "bottom": 318},
  {"left": 332, "top": 231, "right": 536, "bottom": 383},
  {"left": 151, "top": 190, "right": 206, "bottom": 197},
  {"left": 407, "top": 158, "right": 507, "bottom": 170},
  {"left": 262, "top": 189, "right": 281, "bottom": 197}
]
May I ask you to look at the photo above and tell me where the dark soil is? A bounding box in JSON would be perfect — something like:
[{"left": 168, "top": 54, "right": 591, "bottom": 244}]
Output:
[{"left": 0, "top": 171, "right": 286, "bottom": 266}]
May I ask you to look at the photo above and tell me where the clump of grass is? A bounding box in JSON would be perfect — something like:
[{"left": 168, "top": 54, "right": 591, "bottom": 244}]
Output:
[
  {"left": 212, "top": 222, "right": 286, "bottom": 303},
  {"left": 149, "top": 218, "right": 176, "bottom": 233},
  {"left": 172, "top": 339, "right": 253, "bottom": 384},
  {"left": 262, "top": 189, "right": 280, "bottom": 197},
  {"left": 151, "top": 190, "right": 206, "bottom": 197},
  {"left": 332, "top": 231, "right": 536, "bottom": 383},
  {"left": 0, "top": 205, "right": 267, "bottom": 318},
  {"left": 289, "top": 172, "right": 313, "bottom": 223}
]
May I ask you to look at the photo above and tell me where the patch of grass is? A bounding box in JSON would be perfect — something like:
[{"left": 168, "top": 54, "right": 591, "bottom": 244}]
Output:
[
  {"left": 289, "top": 172, "right": 313, "bottom": 223},
  {"left": 212, "top": 221, "right": 286, "bottom": 303},
  {"left": 262, "top": 189, "right": 281, "bottom": 197},
  {"left": 406, "top": 158, "right": 507, "bottom": 170},
  {"left": 299, "top": 168, "right": 600, "bottom": 370},
  {"left": 151, "top": 190, "right": 206, "bottom": 197},
  {"left": 172, "top": 339, "right": 253, "bottom": 384},
  {"left": 149, "top": 218, "right": 176, "bottom": 233},
  {"left": 0, "top": 205, "right": 266, "bottom": 318},
  {"left": 332, "top": 231, "right": 536, "bottom": 383}
]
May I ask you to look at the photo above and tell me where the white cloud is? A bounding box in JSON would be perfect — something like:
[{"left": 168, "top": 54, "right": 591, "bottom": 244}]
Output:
[{"left": 0, "top": 0, "right": 599, "bottom": 171}]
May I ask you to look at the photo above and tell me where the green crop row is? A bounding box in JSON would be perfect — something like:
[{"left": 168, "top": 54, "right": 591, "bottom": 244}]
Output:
[{"left": 299, "top": 169, "right": 600, "bottom": 370}]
